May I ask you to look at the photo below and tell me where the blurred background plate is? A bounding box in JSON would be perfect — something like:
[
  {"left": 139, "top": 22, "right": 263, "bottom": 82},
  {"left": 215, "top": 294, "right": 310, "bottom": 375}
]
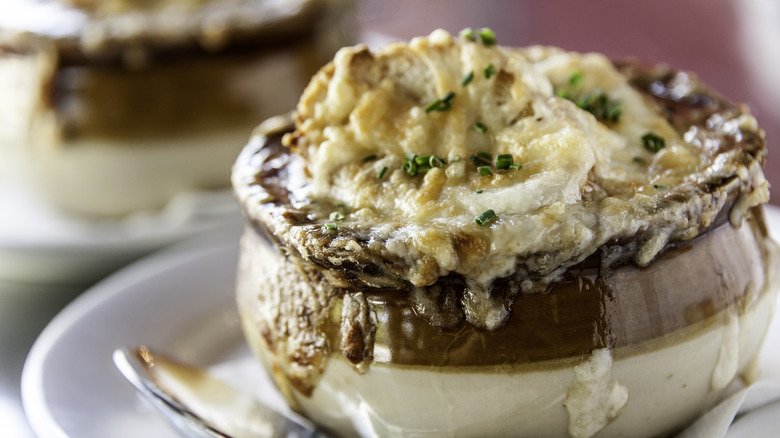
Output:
[
  {"left": 0, "top": 178, "right": 243, "bottom": 286},
  {"left": 0, "top": 0, "right": 357, "bottom": 287}
]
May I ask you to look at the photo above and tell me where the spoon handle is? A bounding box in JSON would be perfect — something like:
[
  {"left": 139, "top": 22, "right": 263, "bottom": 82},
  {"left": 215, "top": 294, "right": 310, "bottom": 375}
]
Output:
[{"left": 113, "top": 346, "right": 329, "bottom": 438}]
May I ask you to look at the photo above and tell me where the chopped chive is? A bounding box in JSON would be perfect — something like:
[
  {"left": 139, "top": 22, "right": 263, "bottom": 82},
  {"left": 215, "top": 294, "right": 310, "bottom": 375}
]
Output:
[
  {"left": 477, "top": 151, "right": 492, "bottom": 160},
  {"left": 478, "top": 27, "right": 497, "bottom": 46},
  {"left": 476, "top": 189, "right": 483, "bottom": 194},
  {"left": 605, "top": 100, "right": 622, "bottom": 122},
  {"left": 459, "top": 27, "right": 476, "bottom": 41},
  {"left": 378, "top": 166, "right": 388, "bottom": 179},
  {"left": 560, "top": 89, "right": 622, "bottom": 123},
  {"left": 509, "top": 163, "right": 522, "bottom": 170},
  {"left": 495, "top": 154, "right": 513, "bottom": 169},
  {"left": 568, "top": 71, "right": 584, "bottom": 88},
  {"left": 470, "top": 155, "right": 490, "bottom": 166},
  {"left": 484, "top": 64, "right": 496, "bottom": 79},
  {"left": 429, "top": 155, "right": 445, "bottom": 168},
  {"left": 474, "top": 122, "right": 488, "bottom": 133},
  {"left": 402, "top": 154, "right": 418, "bottom": 175},
  {"left": 329, "top": 211, "right": 346, "bottom": 221},
  {"left": 574, "top": 93, "right": 590, "bottom": 108},
  {"left": 425, "top": 91, "right": 456, "bottom": 113},
  {"left": 642, "top": 132, "right": 665, "bottom": 153},
  {"left": 461, "top": 71, "right": 474, "bottom": 86},
  {"left": 324, "top": 223, "right": 338, "bottom": 230},
  {"left": 633, "top": 156, "right": 646, "bottom": 164},
  {"left": 402, "top": 154, "right": 445, "bottom": 176},
  {"left": 653, "top": 184, "right": 669, "bottom": 190},
  {"left": 555, "top": 88, "right": 572, "bottom": 99},
  {"left": 478, "top": 166, "right": 493, "bottom": 176},
  {"left": 475, "top": 209, "right": 497, "bottom": 226},
  {"left": 362, "top": 154, "right": 378, "bottom": 162},
  {"left": 412, "top": 155, "right": 444, "bottom": 171},
  {"left": 444, "top": 91, "right": 456, "bottom": 104}
]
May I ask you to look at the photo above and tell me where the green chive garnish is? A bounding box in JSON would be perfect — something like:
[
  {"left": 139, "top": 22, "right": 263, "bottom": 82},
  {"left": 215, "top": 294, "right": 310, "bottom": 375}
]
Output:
[
  {"left": 568, "top": 71, "right": 584, "bottom": 88},
  {"left": 478, "top": 28, "right": 497, "bottom": 46},
  {"left": 477, "top": 151, "right": 492, "bottom": 160},
  {"left": 478, "top": 166, "right": 493, "bottom": 176},
  {"left": 459, "top": 27, "right": 476, "bottom": 41},
  {"left": 362, "top": 154, "right": 378, "bottom": 162},
  {"left": 470, "top": 154, "right": 490, "bottom": 166},
  {"left": 509, "top": 163, "right": 522, "bottom": 170},
  {"left": 402, "top": 153, "right": 418, "bottom": 175},
  {"left": 605, "top": 100, "right": 623, "bottom": 122},
  {"left": 474, "top": 122, "right": 487, "bottom": 133},
  {"left": 461, "top": 71, "right": 474, "bottom": 86},
  {"left": 475, "top": 209, "right": 497, "bottom": 226},
  {"left": 642, "top": 132, "right": 665, "bottom": 153},
  {"left": 484, "top": 64, "right": 496, "bottom": 79},
  {"left": 324, "top": 223, "right": 338, "bottom": 230},
  {"left": 495, "top": 154, "right": 513, "bottom": 169},
  {"left": 378, "top": 166, "right": 388, "bottom": 179},
  {"left": 633, "top": 156, "right": 646, "bottom": 164},
  {"left": 329, "top": 211, "right": 345, "bottom": 221},
  {"left": 578, "top": 92, "right": 622, "bottom": 123},
  {"left": 653, "top": 184, "right": 669, "bottom": 190},
  {"left": 555, "top": 88, "right": 572, "bottom": 99},
  {"left": 425, "top": 92, "right": 456, "bottom": 113},
  {"left": 402, "top": 154, "right": 445, "bottom": 176},
  {"left": 559, "top": 89, "right": 622, "bottom": 123},
  {"left": 476, "top": 189, "right": 483, "bottom": 194},
  {"left": 415, "top": 159, "right": 431, "bottom": 173},
  {"left": 576, "top": 93, "right": 591, "bottom": 108}
]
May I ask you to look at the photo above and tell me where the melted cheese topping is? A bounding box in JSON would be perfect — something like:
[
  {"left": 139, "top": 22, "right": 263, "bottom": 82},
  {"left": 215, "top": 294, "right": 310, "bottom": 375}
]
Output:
[{"left": 285, "top": 30, "right": 767, "bottom": 329}]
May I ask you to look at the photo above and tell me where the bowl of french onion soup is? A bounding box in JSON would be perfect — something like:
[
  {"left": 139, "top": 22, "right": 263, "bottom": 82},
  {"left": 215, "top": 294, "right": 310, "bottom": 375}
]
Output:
[{"left": 231, "top": 29, "right": 779, "bottom": 438}]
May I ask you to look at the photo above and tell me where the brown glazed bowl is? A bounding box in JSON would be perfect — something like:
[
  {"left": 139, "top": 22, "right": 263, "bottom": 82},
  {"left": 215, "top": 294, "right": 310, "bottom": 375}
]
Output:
[{"left": 232, "top": 44, "right": 778, "bottom": 438}]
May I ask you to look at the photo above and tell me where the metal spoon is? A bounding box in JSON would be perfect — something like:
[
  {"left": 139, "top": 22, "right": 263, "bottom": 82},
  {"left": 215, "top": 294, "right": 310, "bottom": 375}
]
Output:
[{"left": 113, "top": 346, "right": 329, "bottom": 438}]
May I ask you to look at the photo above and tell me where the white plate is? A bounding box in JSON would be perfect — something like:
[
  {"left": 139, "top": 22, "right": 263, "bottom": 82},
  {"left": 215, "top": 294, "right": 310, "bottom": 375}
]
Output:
[
  {"left": 0, "top": 175, "right": 243, "bottom": 285},
  {"left": 21, "top": 228, "right": 251, "bottom": 438},
  {"left": 21, "top": 208, "right": 780, "bottom": 438}
]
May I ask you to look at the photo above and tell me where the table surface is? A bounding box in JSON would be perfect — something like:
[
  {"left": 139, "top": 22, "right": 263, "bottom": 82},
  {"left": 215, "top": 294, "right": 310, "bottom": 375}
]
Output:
[{"left": 0, "top": 280, "right": 85, "bottom": 437}]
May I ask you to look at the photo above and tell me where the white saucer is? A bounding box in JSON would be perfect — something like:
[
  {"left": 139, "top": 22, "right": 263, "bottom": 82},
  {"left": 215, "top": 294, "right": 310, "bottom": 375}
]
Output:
[
  {"left": 21, "top": 229, "right": 250, "bottom": 438},
  {"left": 20, "top": 208, "right": 780, "bottom": 438}
]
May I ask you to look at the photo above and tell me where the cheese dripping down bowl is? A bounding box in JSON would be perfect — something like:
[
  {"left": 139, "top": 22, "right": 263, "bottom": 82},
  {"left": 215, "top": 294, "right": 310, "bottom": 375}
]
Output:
[{"left": 232, "top": 29, "right": 779, "bottom": 438}]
